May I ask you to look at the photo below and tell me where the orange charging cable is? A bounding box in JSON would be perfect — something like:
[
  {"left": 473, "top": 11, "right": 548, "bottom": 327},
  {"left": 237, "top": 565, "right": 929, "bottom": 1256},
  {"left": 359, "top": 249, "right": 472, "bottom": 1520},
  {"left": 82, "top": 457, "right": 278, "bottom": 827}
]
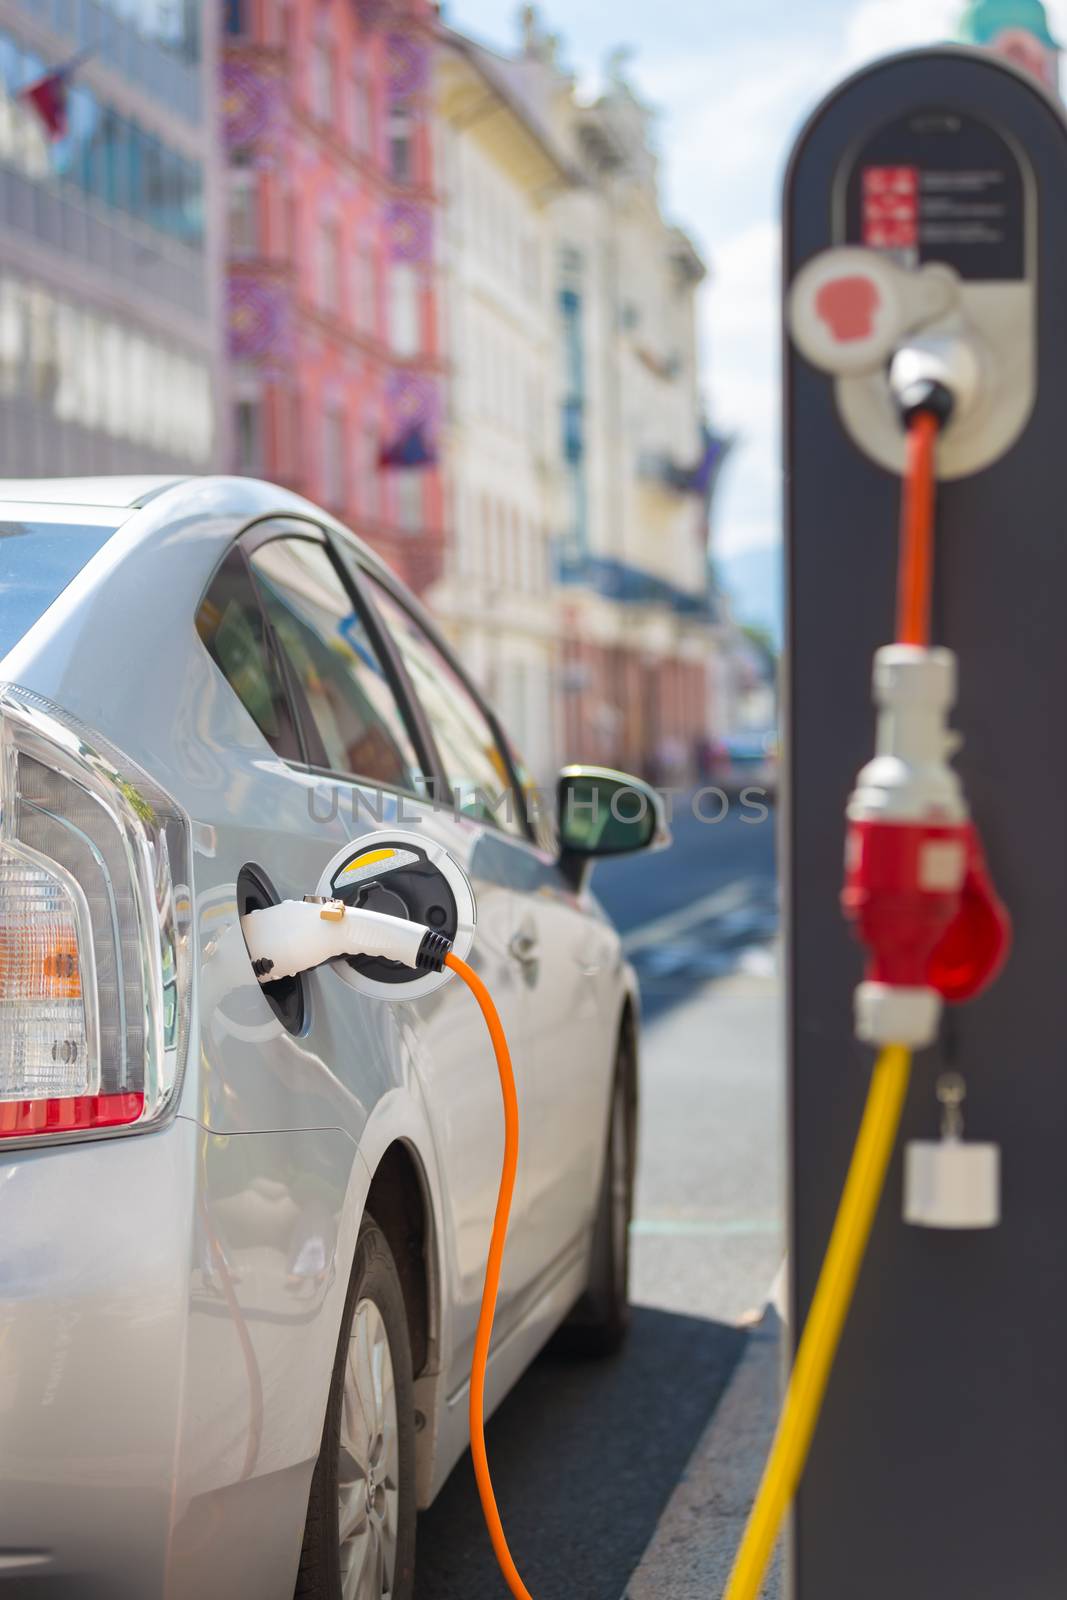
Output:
[
  {"left": 896, "top": 410, "right": 940, "bottom": 648},
  {"left": 444, "top": 950, "right": 534, "bottom": 1600}
]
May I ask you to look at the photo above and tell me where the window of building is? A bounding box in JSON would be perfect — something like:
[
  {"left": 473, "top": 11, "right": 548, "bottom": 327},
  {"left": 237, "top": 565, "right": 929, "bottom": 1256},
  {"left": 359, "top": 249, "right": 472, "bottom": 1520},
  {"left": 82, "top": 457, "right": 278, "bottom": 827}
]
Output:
[
  {"left": 250, "top": 538, "right": 425, "bottom": 793},
  {"left": 365, "top": 577, "right": 527, "bottom": 837},
  {"left": 526, "top": 374, "right": 543, "bottom": 453},
  {"left": 223, "top": 0, "right": 246, "bottom": 34},
  {"left": 0, "top": 277, "right": 23, "bottom": 397},
  {"left": 360, "top": 416, "right": 380, "bottom": 520},
  {"left": 521, "top": 234, "right": 541, "bottom": 301},
  {"left": 228, "top": 173, "right": 258, "bottom": 257},
  {"left": 386, "top": 103, "right": 414, "bottom": 184},
  {"left": 394, "top": 469, "right": 422, "bottom": 533},
  {"left": 529, "top": 519, "right": 546, "bottom": 594},
  {"left": 509, "top": 507, "right": 523, "bottom": 592},
  {"left": 322, "top": 402, "right": 346, "bottom": 508},
  {"left": 389, "top": 264, "right": 420, "bottom": 356},
  {"left": 310, "top": 32, "right": 335, "bottom": 123},
  {"left": 0, "top": 268, "right": 213, "bottom": 463},
  {"left": 317, "top": 214, "right": 342, "bottom": 313},
  {"left": 349, "top": 62, "right": 372, "bottom": 153},
  {"left": 6, "top": 49, "right": 205, "bottom": 246},
  {"left": 351, "top": 238, "right": 376, "bottom": 333},
  {"left": 196, "top": 546, "right": 301, "bottom": 760},
  {"left": 285, "top": 186, "right": 300, "bottom": 265},
  {"left": 234, "top": 397, "right": 262, "bottom": 475},
  {"left": 477, "top": 493, "right": 492, "bottom": 580},
  {"left": 270, "top": 0, "right": 293, "bottom": 50},
  {"left": 271, "top": 385, "right": 301, "bottom": 482}
]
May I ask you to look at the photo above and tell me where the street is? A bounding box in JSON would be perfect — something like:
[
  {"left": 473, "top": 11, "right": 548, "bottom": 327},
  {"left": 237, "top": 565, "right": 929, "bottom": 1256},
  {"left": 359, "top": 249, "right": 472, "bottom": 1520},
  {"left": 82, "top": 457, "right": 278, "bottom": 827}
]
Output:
[
  {"left": 415, "top": 800, "right": 782, "bottom": 1598},
  {"left": 596, "top": 799, "right": 779, "bottom": 1021}
]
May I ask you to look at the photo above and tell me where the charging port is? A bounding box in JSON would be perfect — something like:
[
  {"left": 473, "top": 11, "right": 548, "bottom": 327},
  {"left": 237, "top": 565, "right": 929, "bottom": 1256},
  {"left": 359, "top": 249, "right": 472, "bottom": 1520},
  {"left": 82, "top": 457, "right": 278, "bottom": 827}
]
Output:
[{"left": 237, "top": 863, "right": 306, "bottom": 1033}]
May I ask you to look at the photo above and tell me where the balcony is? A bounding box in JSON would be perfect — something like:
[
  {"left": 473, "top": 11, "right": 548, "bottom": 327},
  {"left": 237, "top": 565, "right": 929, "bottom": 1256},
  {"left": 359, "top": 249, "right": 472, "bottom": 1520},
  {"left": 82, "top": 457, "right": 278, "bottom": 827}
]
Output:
[{"left": 556, "top": 552, "right": 715, "bottom": 621}]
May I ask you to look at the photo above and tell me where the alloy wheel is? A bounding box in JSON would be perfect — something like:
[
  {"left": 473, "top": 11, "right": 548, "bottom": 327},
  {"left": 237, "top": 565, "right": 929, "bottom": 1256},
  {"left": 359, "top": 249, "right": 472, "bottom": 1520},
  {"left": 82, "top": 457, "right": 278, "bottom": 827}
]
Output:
[{"left": 337, "top": 1298, "right": 400, "bottom": 1599}]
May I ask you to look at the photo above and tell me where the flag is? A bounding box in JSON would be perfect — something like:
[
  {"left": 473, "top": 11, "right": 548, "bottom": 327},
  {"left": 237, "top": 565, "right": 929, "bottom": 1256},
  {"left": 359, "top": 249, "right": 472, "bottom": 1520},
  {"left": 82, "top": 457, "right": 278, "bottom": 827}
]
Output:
[
  {"left": 686, "top": 428, "right": 730, "bottom": 498},
  {"left": 20, "top": 51, "right": 91, "bottom": 140},
  {"left": 378, "top": 422, "right": 436, "bottom": 469}
]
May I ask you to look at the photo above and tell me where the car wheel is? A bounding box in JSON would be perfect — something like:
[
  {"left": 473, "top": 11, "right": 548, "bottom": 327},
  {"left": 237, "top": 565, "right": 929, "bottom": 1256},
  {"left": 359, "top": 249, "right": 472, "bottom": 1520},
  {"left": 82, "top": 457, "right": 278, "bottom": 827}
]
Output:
[
  {"left": 296, "top": 1214, "right": 416, "bottom": 1600},
  {"left": 559, "top": 1034, "right": 636, "bottom": 1357}
]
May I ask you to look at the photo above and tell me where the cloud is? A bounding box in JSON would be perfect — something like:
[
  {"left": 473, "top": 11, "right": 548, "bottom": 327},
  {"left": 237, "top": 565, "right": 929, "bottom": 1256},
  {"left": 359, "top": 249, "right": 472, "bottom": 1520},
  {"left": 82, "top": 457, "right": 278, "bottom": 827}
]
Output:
[
  {"left": 700, "top": 220, "right": 782, "bottom": 558},
  {"left": 704, "top": 221, "right": 780, "bottom": 429},
  {"left": 642, "top": 39, "right": 836, "bottom": 249},
  {"left": 845, "top": 0, "right": 1067, "bottom": 60},
  {"left": 842, "top": 0, "right": 959, "bottom": 62}
]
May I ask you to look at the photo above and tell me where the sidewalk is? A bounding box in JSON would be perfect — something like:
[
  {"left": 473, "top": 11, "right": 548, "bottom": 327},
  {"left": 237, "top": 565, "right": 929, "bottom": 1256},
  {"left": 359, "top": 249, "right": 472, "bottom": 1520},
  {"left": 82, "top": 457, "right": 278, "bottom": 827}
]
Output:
[
  {"left": 632, "top": 959, "right": 784, "bottom": 1326},
  {"left": 623, "top": 958, "right": 785, "bottom": 1599},
  {"left": 621, "top": 1308, "right": 783, "bottom": 1600}
]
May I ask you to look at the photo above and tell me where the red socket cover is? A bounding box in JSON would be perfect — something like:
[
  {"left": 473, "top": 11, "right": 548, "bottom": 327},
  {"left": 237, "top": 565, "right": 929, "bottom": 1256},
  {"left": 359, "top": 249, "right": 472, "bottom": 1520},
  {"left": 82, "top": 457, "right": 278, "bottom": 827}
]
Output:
[
  {"left": 842, "top": 819, "right": 1011, "bottom": 1000},
  {"left": 815, "top": 275, "right": 881, "bottom": 343}
]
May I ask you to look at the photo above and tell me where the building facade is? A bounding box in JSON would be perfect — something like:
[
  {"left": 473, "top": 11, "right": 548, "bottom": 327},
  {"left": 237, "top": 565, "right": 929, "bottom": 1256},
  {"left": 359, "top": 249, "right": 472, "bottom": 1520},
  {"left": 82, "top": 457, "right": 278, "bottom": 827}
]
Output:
[
  {"left": 0, "top": 0, "right": 221, "bottom": 475},
  {"left": 222, "top": 0, "right": 444, "bottom": 596},
  {"left": 432, "top": 31, "right": 574, "bottom": 780},
  {"left": 505, "top": 18, "right": 726, "bottom": 782}
]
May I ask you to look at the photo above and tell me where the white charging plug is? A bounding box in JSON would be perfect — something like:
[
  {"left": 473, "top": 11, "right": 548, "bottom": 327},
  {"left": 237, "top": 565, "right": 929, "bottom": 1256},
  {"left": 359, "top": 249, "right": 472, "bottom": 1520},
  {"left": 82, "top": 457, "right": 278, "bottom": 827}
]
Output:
[
  {"left": 240, "top": 898, "right": 452, "bottom": 983},
  {"left": 889, "top": 328, "right": 983, "bottom": 428}
]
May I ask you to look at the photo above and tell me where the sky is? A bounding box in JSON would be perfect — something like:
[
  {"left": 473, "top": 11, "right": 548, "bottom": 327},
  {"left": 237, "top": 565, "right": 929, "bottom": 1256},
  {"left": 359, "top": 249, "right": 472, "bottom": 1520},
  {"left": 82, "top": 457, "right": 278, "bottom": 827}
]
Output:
[{"left": 439, "top": 0, "right": 1067, "bottom": 631}]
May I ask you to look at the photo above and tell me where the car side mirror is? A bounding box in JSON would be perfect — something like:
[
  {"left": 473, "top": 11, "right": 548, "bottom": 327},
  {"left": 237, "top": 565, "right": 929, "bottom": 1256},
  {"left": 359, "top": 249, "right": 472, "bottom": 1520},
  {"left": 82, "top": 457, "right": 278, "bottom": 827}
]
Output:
[{"left": 557, "top": 765, "right": 671, "bottom": 888}]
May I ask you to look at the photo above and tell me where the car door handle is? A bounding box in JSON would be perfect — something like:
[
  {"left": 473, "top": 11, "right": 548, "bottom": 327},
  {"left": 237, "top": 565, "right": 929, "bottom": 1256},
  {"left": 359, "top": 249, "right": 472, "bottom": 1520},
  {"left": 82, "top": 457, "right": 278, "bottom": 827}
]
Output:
[{"left": 508, "top": 928, "right": 539, "bottom": 966}]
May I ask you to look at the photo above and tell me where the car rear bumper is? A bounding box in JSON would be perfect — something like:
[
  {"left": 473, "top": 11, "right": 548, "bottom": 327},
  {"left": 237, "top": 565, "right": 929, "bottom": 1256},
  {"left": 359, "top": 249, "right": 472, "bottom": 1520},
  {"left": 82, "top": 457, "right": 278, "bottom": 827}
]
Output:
[
  {"left": 0, "top": 1113, "right": 363, "bottom": 1599},
  {"left": 0, "top": 1118, "right": 197, "bottom": 1597}
]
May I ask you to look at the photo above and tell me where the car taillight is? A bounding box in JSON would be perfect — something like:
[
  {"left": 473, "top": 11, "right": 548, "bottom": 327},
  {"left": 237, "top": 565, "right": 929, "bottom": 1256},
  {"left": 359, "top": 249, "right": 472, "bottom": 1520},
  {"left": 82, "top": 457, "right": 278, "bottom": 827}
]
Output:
[{"left": 0, "top": 685, "right": 191, "bottom": 1143}]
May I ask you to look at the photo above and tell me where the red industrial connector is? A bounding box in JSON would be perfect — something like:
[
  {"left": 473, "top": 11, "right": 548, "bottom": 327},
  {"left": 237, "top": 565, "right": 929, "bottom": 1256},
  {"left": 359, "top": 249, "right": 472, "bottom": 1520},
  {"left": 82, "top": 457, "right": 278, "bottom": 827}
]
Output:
[
  {"left": 924, "top": 825, "right": 1011, "bottom": 1003},
  {"left": 843, "top": 815, "right": 970, "bottom": 989},
  {"left": 843, "top": 816, "right": 1010, "bottom": 1000},
  {"left": 841, "top": 644, "right": 1011, "bottom": 1046}
]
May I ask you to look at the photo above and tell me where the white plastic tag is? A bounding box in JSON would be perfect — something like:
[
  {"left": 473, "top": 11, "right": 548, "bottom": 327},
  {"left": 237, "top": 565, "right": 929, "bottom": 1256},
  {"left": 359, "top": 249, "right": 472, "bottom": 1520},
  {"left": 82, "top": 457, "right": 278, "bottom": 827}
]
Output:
[{"left": 903, "top": 1139, "right": 1000, "bottom": 1230}]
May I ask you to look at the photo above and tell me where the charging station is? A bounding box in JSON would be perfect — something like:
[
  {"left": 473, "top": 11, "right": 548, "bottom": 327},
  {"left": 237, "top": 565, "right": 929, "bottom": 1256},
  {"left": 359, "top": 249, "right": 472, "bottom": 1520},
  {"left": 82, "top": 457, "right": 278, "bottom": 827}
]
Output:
[{"left": 784, "top": 48, "right": 1067, "bottom": 1599}]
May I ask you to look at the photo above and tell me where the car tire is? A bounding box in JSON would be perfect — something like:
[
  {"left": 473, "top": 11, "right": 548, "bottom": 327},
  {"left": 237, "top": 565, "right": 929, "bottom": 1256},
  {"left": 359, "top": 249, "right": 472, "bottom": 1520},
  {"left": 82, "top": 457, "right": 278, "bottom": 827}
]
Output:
[
  {"left": 295, "top": 1214, "right": 416, "bottom": 1600},
  {"left": 558, "top": 1031, "right": 636, "bottom": 1357}
]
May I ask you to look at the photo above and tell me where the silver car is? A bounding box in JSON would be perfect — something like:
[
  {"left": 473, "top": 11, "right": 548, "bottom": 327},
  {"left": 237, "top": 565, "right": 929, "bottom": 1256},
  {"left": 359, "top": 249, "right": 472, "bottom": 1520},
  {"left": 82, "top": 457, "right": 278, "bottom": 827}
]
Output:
[{"left": 0, "top": 477, "right": 662, "bottom": 1600}]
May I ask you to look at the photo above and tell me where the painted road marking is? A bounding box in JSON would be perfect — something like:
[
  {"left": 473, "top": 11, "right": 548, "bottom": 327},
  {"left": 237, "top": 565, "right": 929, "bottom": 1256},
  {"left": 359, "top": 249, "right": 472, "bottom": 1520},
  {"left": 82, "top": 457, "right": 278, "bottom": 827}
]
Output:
[
  {"left": 620, "top": 878, "right": 760, "bottom": 956},
  {"left": 631, "top": 1218, "right": 782, "bottom": 1238}
]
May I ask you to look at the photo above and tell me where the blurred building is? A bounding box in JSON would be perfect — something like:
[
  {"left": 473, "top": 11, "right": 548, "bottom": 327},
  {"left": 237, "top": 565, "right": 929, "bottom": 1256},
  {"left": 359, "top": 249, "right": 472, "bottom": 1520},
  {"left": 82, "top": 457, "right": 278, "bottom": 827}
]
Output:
[
  {"left": 432, "top": 29, "right": 577, "bottom": 780},
  {"left": 958, "top": 0, "right": 1062, "bottom": 93},
  {"left": 0, "top": 0, "right": 221, "bottom": 475},
  {"left": 498, "top": 14, "right": 726, "bottom": 783},
  {"left": 221, "top": 0, "right": 444, "bottom": 596}
]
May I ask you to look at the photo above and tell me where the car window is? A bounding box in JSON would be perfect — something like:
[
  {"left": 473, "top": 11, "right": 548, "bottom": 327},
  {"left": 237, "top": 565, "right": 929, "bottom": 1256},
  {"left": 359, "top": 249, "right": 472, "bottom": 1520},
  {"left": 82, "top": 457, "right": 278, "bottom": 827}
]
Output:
[
  {"left": 196, "top": 545, "right": 303, "bottom": 760},
  {"left": 0, "top": 513, "right": 123, "bottom": 657},
  {"left": 365, "top": 576, "right": 527, "bottom": 839},
  {"left": 249, "top": 537, "right": 426, "bottom": 795}
]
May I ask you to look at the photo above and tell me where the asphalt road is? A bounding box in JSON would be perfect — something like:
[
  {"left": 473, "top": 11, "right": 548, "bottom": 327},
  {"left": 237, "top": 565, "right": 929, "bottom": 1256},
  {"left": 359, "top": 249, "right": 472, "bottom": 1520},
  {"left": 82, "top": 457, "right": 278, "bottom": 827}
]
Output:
[
  {"left": 414, "top": 797, "right": 782, "bottom": 1599},
  {"left": 594, "top": 791, "right": 778, "bottom": 941},
  {"left": 595, "top": 796, "right": 778, "bottom": 1021}
]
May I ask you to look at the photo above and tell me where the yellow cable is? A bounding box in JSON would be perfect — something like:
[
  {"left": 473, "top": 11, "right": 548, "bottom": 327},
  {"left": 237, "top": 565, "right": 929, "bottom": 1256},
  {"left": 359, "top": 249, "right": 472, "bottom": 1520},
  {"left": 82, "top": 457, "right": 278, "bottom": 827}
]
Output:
[{"left": 723, "top": 1043, "right": 912, "bottom": 1600}]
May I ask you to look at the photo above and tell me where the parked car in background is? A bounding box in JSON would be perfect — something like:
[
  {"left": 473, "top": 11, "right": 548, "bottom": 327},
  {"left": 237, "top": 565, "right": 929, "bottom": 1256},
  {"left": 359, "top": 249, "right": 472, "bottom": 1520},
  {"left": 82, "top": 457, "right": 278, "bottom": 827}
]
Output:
[
  {"left": 708, "top": 729, "right": 779, "bottom": 800},
  {"left": 0, "top": 477, "right": 666, "bottom": 1600}
]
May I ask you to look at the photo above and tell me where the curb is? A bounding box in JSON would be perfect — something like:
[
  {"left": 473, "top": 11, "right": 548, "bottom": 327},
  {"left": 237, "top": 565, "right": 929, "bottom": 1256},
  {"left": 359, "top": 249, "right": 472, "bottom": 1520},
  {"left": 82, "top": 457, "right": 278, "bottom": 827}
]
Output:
[{"left": 621, "top": 1307, "right": 783, "bottom": 1600}]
